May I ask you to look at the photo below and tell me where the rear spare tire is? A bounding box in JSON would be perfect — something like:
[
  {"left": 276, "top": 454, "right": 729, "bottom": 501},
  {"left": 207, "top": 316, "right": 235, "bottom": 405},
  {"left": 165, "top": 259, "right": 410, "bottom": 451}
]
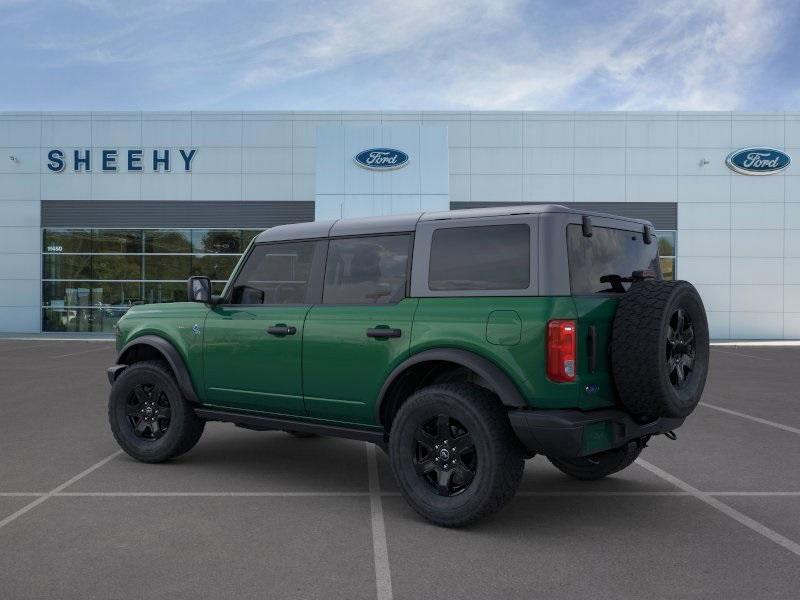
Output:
[{"left": 611, "top": 279, "right": 709, "bottom": 418}]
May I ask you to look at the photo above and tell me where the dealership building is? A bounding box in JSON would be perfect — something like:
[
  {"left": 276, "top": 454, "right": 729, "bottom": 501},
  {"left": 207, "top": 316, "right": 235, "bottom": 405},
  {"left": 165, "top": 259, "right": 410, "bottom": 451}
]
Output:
[{"left": 0, "top": 110, "right": 798, "bottom": 339}]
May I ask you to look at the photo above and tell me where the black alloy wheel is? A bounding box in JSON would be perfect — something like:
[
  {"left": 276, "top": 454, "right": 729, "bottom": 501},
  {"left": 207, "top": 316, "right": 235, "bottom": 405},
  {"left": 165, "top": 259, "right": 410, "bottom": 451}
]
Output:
[
  {"left": 413, "top": 414, "right": 477, "bottom": 497},
  {"left": 665, "top": 308, "right": 695, "bottom": 390},
  {"left": 127, "top": 383, "right": 172, "bottom": 440}
]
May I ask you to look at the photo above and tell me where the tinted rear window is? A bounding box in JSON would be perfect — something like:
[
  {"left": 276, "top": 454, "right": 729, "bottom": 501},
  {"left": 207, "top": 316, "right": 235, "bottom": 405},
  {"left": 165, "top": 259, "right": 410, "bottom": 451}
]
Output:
[
  {"left": 567, "top": 224, "right": 659, "bottom": 294},
  {"left": 428, "top": 224, "right": 530, "bottom": 291}
]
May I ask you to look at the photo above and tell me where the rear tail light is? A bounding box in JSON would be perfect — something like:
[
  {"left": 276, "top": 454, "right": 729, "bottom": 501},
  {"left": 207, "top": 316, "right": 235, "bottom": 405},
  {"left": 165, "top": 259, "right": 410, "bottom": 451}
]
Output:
[{"left": 547, "top": 320, "right": 576, "bottom": 382}]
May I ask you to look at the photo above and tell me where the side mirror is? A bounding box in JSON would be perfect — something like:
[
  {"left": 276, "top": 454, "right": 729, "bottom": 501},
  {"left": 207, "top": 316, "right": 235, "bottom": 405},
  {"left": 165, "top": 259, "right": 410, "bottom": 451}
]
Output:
[{"left": 187, "top": 276, "right": 212, "bottom": 303}]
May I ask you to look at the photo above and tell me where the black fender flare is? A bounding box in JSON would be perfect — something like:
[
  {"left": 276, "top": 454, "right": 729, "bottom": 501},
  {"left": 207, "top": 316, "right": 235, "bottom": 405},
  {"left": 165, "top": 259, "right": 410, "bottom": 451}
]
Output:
[
  {"left": 376, "top": 348, "right": 527, "bottom": 422},
  {"left": 114, "top": 335, "right": 200, "bottom": 404}
]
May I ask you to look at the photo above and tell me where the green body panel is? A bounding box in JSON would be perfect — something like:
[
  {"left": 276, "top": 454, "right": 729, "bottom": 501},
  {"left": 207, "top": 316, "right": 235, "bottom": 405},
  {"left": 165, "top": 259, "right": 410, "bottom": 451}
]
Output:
[
  {"left": 114, "top": 303, "right": 210, "bottom": 400},
  {"left": 301, "top": 298, "right": 419, "bottom": 426},
  {"left": 203, "top": 305, "right": 311, "bottom": 415},
  {"left": 572, "top": 297, "right": 620, "bottom": 410},
  {"left": 411, "top": 297, "right": 586, "bottom": 410}
]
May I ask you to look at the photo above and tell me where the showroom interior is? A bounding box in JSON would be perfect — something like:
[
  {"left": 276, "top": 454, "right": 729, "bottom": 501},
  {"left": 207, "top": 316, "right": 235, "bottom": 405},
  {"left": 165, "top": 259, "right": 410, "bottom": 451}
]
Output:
[{"left": 0, "top": 111, "right": 797, "bottom": 339}]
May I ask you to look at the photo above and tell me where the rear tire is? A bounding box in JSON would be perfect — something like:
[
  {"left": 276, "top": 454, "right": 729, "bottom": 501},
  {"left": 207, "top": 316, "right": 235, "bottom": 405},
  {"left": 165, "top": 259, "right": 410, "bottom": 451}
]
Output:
[
  {"left": 548, "top": 441, "right": 643, "bottom": 481},
  {"left": 389, "top": 383, "right": 523, "bottom": 527},
  {"left": 108, "top": 361, "right": 205, "bottom": 463}
]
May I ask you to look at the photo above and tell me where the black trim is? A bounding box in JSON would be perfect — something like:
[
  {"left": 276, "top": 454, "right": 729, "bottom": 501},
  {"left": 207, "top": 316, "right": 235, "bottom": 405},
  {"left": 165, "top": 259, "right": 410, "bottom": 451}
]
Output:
[
  {"left": 366, "top": 327, "right": 402, "bottom": 339},
  {"left": 508, "top": 407, "right": 684, "bottom": 458},
  {"left": 195, "top": 408, "right": 386, "bottom": 444},
  {"left": 376, "top": 348, "right": 527, "bottom": 421},
  {"left": 106, "top": 364, "right": 126, "bottom": 385},
  {"left": 115, "top": 335, "right": 200, "bottom": 403}
]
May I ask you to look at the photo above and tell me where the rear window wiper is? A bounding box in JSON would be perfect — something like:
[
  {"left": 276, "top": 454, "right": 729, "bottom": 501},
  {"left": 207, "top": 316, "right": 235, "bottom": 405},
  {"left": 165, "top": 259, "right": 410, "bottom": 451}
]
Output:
[{"left": 599, "top": 270, "right": 657, "bottom": 293}]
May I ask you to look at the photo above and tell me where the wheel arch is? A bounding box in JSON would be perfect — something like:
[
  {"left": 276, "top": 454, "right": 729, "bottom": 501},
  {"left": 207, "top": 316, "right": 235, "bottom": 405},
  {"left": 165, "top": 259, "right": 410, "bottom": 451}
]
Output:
[
  {"left": 376, "top": 348, "right": 526, "bottom": 429},
  {"left": 115, "top": 335, "right": 200, "bottom": 404}
]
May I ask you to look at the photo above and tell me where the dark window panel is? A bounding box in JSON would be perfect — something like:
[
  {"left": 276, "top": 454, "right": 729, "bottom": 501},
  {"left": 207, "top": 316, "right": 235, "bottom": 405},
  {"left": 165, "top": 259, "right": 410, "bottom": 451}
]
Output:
[
  {"left": 429, "top": 225, "right": 530, "bottom": 291},
  {"left": 43, "top": 229, "right": 92, "bottom": 253},
  {"left": 323, "top": 235, "right": 409, "bottom": 305},
  {"left": 660, "top": 257, "right": 675, "bottom": 281},
  {"left": 191, "top": 255, "right": 240, "bottom": 281},
  {"left": 144, "top": 282, "right": 187, "bottom": 304},
  {"left": 93, "top": 229, "right": 142, "bottom": 253},
  {"left": 43, "top": 254, "right": 92, "bottom": 279},
  {"left": 93, "top": 255, "right": 143, "bottom": 280},
  {"left": 144, "top": 230, "right": 191, "bottom": 253},
  {"left": 656, "top": 231, "right": 676, "bottom": 257},
  {"left": 43, "top": 281, "right": 142, "bottom": 307},
  {"left": 144, "top": 255, "right": 191, "bottom": 280},
  {"left": 192, "top": 229, "right": 242, "bottom": 254},
  {"left": 567, "top": 225, "right": 660, "bottom": 294},
  {"left": 231, "top": 241, "right": 317, "bottom": 305},
  {"left": 42, "top": 307, "right": 126, "bottom": 333},
  {"left": 241, "top": 230, "right": 261, "bottom": 248}
]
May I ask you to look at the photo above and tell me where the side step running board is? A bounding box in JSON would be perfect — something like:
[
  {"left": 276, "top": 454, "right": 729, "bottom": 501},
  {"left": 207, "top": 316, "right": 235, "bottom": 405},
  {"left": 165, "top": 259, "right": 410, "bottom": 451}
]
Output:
[{"left": 195, "top": 408, "right": 386, "bottom": 445}]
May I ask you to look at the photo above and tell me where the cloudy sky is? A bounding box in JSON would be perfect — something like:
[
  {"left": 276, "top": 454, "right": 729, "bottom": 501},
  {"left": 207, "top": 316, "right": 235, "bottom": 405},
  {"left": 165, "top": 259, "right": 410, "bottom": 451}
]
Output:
[{"left": 1, "top": 0, "right": 798, "bottom": 111}]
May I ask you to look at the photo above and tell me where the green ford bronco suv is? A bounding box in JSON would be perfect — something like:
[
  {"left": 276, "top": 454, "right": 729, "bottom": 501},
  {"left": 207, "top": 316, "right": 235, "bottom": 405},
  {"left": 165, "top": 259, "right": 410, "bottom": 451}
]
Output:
[{"left": 108, "top": 204, "right": 709, "bottom": 526}]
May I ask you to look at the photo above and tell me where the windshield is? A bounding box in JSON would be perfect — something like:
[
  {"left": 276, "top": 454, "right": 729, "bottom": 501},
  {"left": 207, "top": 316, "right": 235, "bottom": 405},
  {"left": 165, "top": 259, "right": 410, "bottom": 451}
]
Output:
[{"left": 567, "top": 224, "right": 660, "bottom": 294}]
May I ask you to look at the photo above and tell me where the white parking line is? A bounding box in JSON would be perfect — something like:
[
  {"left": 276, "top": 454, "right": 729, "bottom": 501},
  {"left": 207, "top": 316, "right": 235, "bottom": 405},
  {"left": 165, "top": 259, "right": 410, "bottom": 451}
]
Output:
[
  {"left": 55, "top": 491, "right": 372, "bottom": 497},
  {"left": 366, "top": 443, "right": 393, "bottom": 600},
  {"left": 700, "top": 402, "right": 800, "bottom": 436},
  {"left": 637, "top": 458, "right": 800, "bottom": 558},
  {"left": 0, "top": 451, "right": 122, "bottom": 531},
  {"left": 49, "top": 345, "right": 115, "bottom": 359}
]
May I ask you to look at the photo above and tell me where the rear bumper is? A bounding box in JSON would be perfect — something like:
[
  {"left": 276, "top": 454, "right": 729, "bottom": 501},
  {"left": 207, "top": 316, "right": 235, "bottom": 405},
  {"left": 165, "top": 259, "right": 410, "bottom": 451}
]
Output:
[{"left": 508, "top": 407, "right": 684, "bottom": 459}]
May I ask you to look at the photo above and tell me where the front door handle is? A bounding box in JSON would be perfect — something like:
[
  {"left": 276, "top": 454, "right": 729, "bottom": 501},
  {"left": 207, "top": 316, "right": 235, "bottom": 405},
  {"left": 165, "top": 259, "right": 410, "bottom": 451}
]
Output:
[
  {"left": 366, "top": 327, "right": 402, "bottom": 339},
  {"left": 266, "top": 324, "right": 297, "bottom": 336}
]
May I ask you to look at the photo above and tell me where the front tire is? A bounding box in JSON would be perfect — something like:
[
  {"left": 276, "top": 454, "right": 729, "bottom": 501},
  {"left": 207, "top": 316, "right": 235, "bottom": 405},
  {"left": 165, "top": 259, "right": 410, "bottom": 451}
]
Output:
[
  {"left": 108, "top": 361, "right": 205, "bottom": 463},
  {"left": 548, "top": 440, "right": 643, "bottom": 480},
  {"left": 389, "top": 383, "right": 524, "bottom": 527}
]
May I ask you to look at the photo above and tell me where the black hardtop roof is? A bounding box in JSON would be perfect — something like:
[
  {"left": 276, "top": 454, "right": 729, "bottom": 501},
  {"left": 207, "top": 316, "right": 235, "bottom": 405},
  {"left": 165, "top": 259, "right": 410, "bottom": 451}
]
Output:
[{"left": 254, "top": 204, "right": 651, "bottom": 243}]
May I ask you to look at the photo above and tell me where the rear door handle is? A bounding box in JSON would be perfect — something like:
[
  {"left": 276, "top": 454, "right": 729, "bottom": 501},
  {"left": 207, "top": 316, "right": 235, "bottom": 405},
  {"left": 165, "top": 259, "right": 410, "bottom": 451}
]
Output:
[
  {"left": 366, "top": 327, "right": 402, "bottom": 339},
  {"left": 266, "top": 324, "right": 297, "bottom": 336}
]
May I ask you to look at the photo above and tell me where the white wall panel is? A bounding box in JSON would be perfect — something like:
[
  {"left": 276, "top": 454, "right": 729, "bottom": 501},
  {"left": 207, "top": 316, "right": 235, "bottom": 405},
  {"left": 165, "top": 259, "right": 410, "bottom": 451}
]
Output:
[
  {"left": 0, "top": 279, "right": 39, "bottom": 306},
  {"left": 192, "top": 174, "right": 242, "bottom": 200},
  {"left": 785, "top": 230, "right": 800, "bottom": 257},
  {"left": 730, "top": 175, "right": 785, "bottom": 203},
  {"left": 523, "top": 147, "right": 573, "bottom": 174},
  {"left": 523, "top": 120, "right": 573, "bottom": 147},
  {"left": 784, "top": 259, "right": 800, "bottom": 284},
  {"left": 242, "top": 120, "right": 292, "bottom": 147},
  {"left": 191, "top": 120, "right": 243, "bottom": 147},
  {"left": 627, "top": 148, "right": 676, "bottom": 175},
  {"left": 678, "top": 202, "right": 730, "bottom": 229},
  {"left": 677, "top": 119, "right": 731, "bottom": 148},
  {"left": 426, "top": 121, "right": 469, "bottom": 147},
  {"left": 0, "top": 148, "right": 39, "bottom": 173},
  {"left": 574, "top": 148, "right": 625, "bottom": 174},
  {"left": 449, "top": 175, "right": 470, "bottom": 202},
  {"left": 41, "top": 174, "right": 89, "bottom": 201},
  {"left": 574, "top": 120, "right": 625, "bottom": 147},
  {"left": 731, "top": 203, "right": 784, "bottom": 229},
  {"left": 732, "top": 119, "right": 785, "bottom": 149},
  {"left": 694, "top": 284, "right": 730, "bottom": 312},
  {"left": 626, "top": 176, "right": 677, "bottom": 203},
  {"left": 678, "top": 176, "right": 730, "bottom": 203},
  {"left": 192, "top": 148, "right": 243, "bottom": 174},
  {"left": 470, "top": 120, "right": 522, "bottom": 147},
  {"left": 678, "top": 149, "right": 732, "bottom": 176},
  {"left": 730, "top": 312, "right": 783, "bottom": 339},
  {"left": 731, "top": 258, "right": 782, "bottom": 285},
  {"left": 293, "top": 147, "right": 315, "bottom": 173},
  {"left": 0, "top": 200, "right": 39, "bottom": 226},
  {"left": 0, "top": 253, "right": 39, "bottom": 279},
  {"left": 523, "top": 174, "right": 572, "bottom": 203},
  {"left": 91, "top": 120, "right": 141, "bottom": 147},
  {"left": 0, "top": 173, "right": 39, "bottom": 200},
  {"left": 0, "top": 306, "right": 39, "bottom": 333},
  {"left": 677, "top": 230, "right": 730, "bottom": 257},
  {"left": 706, "top": 311, "right": 730, "bottom": 339},
  {"left": 784, "top": 313, "right": 800, "bottom": 338},
  {"left": 243, "top": 174, "right": 291, "bottom": 201},
  {"left": 449, "top": 148, "right": 469, "bottom": 174},
  {"left": 731, "top": 230, "right": 784, "bottom": 257},
  {"left": 626, "top": 120, "right": 677, "bottom": 148},
  {"left": 678, "top": 257, "right": 731, "bottom": 284},
  {"left": 243, "top": 148, "right": 292, "bottom": 173},
  {"left": 91, "top": 173, "right": 141, "bottom": 200},
  {"left": 142, "top": 120, "right": 191, "bottom": 147},
  {"left": 782, "top": 285, "right": 800, "bottom": 312},
  {"left": 0, "top": 227, "right": 39, "bottom": 253},
  {"left": 41, "top": 119, "right": 91, "bottom": 147},
  {"left": 141, "top": 174, "right": 191, "bottom": 201},
  {"left": 731, "top": 285, "right": 783, "bottom": 312},
  {"left": 470, "top": 147, "right": 522, "bottom": 174},
  {"left": 292, "top": 174, "right": 315, "bottom": 201},
  {"left": 573, "top": 175, "right": 625, "bottom": 202},
  {"left": 0, "top": 119, "right": 41, "bottom": 147},
  {"left": 470, "top": 174, "right": 522, "bottom": 203}
]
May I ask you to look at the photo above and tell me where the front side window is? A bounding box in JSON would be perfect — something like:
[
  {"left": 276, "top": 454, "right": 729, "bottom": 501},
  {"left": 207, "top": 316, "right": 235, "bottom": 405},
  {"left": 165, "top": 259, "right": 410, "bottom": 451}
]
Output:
[
  {"left": 428, "top": 224, "right": 530, "bottom": 291},
  {"left": 323, "top": 235, "right": 410, "bottom": 304},
  {"left": 567, "top": 224, "right": 660, "bottom": 294},
  {"left": 229, "top": 241, "right": 317, "bottom": 305}
]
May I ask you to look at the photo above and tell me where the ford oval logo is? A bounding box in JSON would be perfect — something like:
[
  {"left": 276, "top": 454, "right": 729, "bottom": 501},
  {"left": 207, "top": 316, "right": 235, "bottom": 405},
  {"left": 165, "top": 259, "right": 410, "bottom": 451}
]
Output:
[
  {"left": 354, "top": 148, "right": 409, "bottom": 170},
  {"left": 726, "top": 147, "right": 790, "bottom": 175}
]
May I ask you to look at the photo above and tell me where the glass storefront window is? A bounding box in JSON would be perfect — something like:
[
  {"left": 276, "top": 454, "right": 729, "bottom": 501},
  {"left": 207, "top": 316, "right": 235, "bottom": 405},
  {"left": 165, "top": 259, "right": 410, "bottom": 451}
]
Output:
[
  {"left": 191, "top": 255, "right": 241, "bottom": 280},
  {"left": 192, "top": 229, "right": 241, "bottom": 254},
  {"left": 94, "top": 229, "right": 142, "bottom": 253},
  {"left": 43, "top": 229, "right": 92, "bottom": 253},
  {"left": 656, "top": 230, "right": 676, "bottom": 281},
  {"left": 92, "top": 255, "right": 143, "bottom": 280},
  {"left": 43, "top": 281, "right": 142, "bottom": 307},
  {"left": 43, "top": 254, "right": 93, "bottom": 279},
  {"left": 144, "top": 230, "right": 192, "bottom": 253},
  {"left": 144, "top": 255, "right": 192, "bottom": 280}
]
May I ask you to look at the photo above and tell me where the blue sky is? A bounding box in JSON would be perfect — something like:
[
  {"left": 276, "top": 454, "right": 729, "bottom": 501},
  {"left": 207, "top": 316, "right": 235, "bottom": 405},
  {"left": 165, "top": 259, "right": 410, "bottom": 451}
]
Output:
[{"left": 1, "top": 0, "right": 798, "bottom": 111}]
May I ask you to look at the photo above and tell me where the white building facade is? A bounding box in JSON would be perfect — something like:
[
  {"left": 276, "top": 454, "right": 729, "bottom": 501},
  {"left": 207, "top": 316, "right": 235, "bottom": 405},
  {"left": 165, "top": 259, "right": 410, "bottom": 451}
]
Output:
[{"left": 0, "top": 110, "right": 798, "bottom": 339}]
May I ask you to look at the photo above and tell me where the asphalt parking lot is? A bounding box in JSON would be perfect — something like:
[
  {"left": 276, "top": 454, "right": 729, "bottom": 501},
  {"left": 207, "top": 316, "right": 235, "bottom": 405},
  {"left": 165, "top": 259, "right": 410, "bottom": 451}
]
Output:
[{"left": 0, "top": 339, "right": 799, "bottom": 599}]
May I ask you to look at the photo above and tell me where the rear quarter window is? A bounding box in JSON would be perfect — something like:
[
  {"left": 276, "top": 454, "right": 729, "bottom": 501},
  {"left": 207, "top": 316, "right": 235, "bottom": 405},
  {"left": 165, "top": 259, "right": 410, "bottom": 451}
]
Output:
[
  {"left": 567, "top": 224, "right": 660, "bottom": 294},
  {"left": 428, "top": 224, "right": 530, "bottom": 291}
]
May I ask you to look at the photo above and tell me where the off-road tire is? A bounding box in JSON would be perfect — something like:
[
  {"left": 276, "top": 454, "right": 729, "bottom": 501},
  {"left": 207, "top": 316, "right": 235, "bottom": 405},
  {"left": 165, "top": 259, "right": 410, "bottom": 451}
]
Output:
[
  {"left": 389, "top": 383, "right": 524, "bottom": 527},
  {"left": 611, "top": 279, "right": 709, "bottom": 418},
  {"left": 109, "top": 361, "right": 205, "bottom": 463},
  {"left": 548, "top": 440, "right": 643, "bottom": 480}
]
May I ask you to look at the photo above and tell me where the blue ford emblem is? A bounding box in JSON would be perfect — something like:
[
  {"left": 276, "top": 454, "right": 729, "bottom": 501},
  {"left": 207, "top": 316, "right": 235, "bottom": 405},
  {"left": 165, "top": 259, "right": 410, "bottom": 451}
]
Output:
[
  {"left": 725, "top": 147, "right": 790, "bottom": 175},
  {"left": 354, "top": 148, "right": 409, "bottom": 170}
]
